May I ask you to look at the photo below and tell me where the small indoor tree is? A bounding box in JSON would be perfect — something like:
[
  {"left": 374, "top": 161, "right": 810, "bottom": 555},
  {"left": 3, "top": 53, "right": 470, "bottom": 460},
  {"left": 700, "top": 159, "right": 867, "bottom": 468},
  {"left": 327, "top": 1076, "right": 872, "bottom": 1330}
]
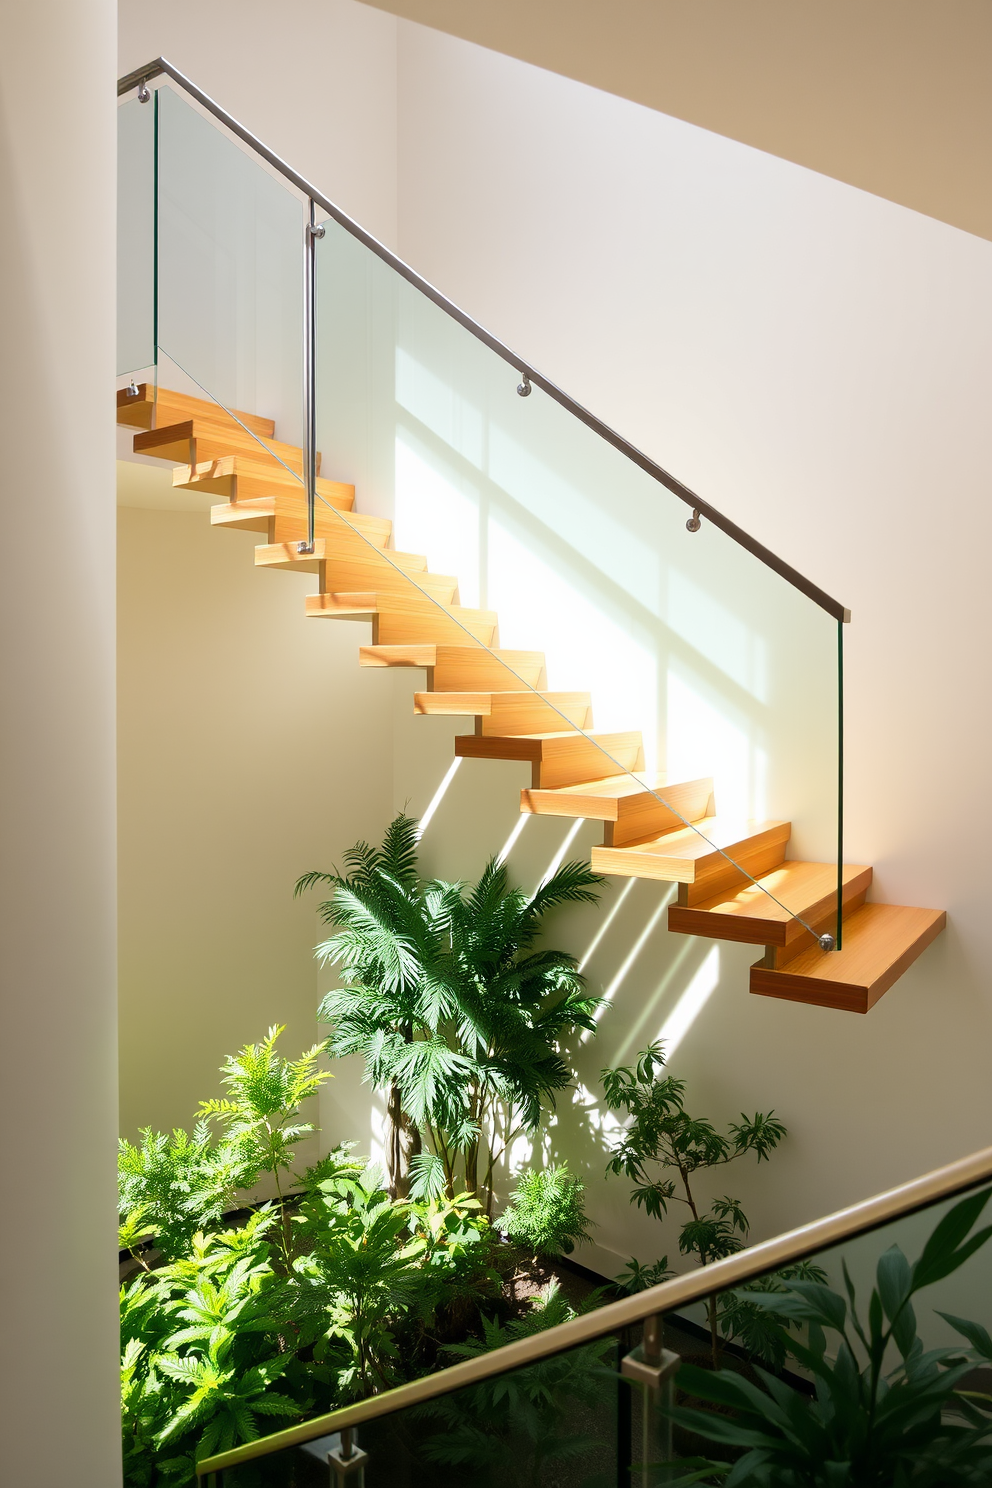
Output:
[
  {"left": 602, "top": 1041, "right": 787, "bottom": 1363},
  {"left": 298, "top": 814, "right": 603, "bottom": 1210}
]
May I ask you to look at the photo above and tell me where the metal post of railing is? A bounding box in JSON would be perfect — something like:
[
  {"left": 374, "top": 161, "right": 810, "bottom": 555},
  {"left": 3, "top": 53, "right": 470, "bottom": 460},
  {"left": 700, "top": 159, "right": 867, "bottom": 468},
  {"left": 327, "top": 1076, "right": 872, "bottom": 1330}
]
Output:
[
  {"left": 621, "top": 1313, "right": 680, "bottom": 1485},
  {"left": 299, "top": 197, "right": 324, "bottom": 556},
  {"left": 328, "top": 1426, "right": 368, "bottom": 1486}
]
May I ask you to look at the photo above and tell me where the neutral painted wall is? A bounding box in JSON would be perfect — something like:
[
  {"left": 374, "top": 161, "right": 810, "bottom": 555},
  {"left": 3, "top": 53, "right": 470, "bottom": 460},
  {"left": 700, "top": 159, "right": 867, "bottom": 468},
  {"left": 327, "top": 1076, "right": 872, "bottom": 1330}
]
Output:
[
  {"left": 117, "top": 0, "right": 399, "bottom": 248},
  {"left": 361, "top": 0, "right": 992, "bottom": 242},
  {"left": 117, "top": 496, "right": 395, "bottom": 1156},
  {"left": 115, "top": 2, "right": 992, "bottom": 1285},
  {"left": 0, "top": 1, "right": 120, "bottom": 1483},
  {"left": 388, "top": 25, "right": 992, "bottom": 1274}
]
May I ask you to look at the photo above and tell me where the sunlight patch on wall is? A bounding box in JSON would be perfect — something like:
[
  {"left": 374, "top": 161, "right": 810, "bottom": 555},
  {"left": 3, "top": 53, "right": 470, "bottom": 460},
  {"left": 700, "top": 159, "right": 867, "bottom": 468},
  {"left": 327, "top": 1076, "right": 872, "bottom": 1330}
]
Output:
[
  {"left": 393, "top": 433, "right": 481, "bottom": 607},
  {"left": 582, "top": 889, "right": 673, "bottom": 1043},
  {"left": 496, "top": 812, "right": 531, "bottom": 864},
  {"left": 656, "top": 945, "right": 721, "bottom": 1057},
  {"left": 579, "top": 876, "right": 636, "bottom": 971},
  {"left": 417, "top": 757, "right": 462, "bottom": 836},
  {"left": 536, "top": 817, "right": 584, "bottom": 889},
  {"left": 610, "top": 935, "right": 697, "bottom": 1067},
  {"left": 489, "top": 422, "right": 657, "bottom": 608},
  {"left": 395, "top": 345, "right": 484, "bottom": 467},
  {"left": 667, "top": 669, "right": 750, "bottom": 819},
  {"left": 668, "top": 571, "right": 769, "bottom": 702},
  {"left": 488, "top": 517, "right": 657, "bottom": 761}
]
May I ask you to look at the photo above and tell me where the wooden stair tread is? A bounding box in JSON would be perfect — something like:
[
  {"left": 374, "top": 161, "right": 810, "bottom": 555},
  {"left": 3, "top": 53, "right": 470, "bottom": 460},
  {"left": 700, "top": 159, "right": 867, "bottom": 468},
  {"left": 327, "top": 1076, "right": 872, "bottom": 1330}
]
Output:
[
  {"left": 414, "top": 690, "right": 591, "bottom": 735},
  {"left": 359, "top": 646, "right": 546, "bottom": 690},
  {"left": 133, "top": 419, "right": 319, "bottom": 474},
  {"left": 117, "top": 383, "right": 275, "bottom": 439},
  {"left": 669, "top": 861, "right": 873, "bottom": 946},
  {"left": 750, "top": 902, "right": 946, "bottom": 1013},
  {"left": 592, "top": 817, "right": 790, "bottom": 892},
  {"left": 177, "top": 459, "right": 355, "bottom": 510}
]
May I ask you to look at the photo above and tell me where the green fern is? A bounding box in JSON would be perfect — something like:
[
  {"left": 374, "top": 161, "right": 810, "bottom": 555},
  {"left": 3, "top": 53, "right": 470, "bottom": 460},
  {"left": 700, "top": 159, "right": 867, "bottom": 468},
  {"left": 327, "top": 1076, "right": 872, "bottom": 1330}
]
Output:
[{"left": 498, "top": 1162, "right": 593, "bottom": 1258}]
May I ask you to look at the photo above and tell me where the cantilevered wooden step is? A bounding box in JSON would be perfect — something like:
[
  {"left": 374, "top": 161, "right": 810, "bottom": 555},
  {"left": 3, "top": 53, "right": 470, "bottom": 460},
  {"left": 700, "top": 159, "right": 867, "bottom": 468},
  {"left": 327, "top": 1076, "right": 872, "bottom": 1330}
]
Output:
[
  {"left": 360, "top": 645, "right": 546, "bottom": 691},
  {"left": 415, "top": 691, "right": 591, "bottom": 735},
  {"left": 117, "top": 383, "right": 274, "bottom": 440},
  {"left": 255, "top": 541, "right": 459, "bottom": 603},
  {"left": 456, "top": 731, "right": 643, "bottom": 790},
  {"left": 750, "top": 901, "right": 946, "bottom": 1013},
  {"left": 522, "top": 772, "right": 714, "bottom": 848},
  {"left": 212, "top": 498, "right": 388, "bottom": 545},
  {"left": 133, "top": 419, "right": 318, "bottom": 476},
  {"left": 177, "top": 458, "right": 354, "bottom": 511},
  {"left": 669, "top": 861, "right": 872, "bottom": 948},
  {"left": 307, "top": 592, "right": 498, "bottom": 646},
  {"left": 592, "top": 817, "right": 791, "bottom": 903}
]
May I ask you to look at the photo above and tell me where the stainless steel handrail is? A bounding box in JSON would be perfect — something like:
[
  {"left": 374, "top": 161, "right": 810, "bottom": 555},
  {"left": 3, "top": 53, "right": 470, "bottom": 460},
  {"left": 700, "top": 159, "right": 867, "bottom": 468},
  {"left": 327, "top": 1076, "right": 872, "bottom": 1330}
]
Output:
[
  {"left": 118, "top": 56, "right": 850, "bottom": 624},
  {"left": 195, "top": 1143, "right": 992, "bottom": 1476}
]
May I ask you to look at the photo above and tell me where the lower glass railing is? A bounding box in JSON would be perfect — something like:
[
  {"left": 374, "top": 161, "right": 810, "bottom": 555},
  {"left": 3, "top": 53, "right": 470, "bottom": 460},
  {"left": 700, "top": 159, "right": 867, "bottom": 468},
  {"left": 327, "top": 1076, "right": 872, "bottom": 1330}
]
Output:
[{"left": 195, "top": 1146, "right": 992, "bottom": 1486}]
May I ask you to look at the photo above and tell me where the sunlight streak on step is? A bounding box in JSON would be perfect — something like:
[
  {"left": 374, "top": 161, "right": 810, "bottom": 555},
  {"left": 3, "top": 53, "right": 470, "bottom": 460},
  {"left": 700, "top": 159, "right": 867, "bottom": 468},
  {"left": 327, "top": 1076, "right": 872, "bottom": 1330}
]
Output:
[
  {"left": 656, "top": 945, "right": 721, "bottom": 1057},
  {"left": 416, "top": 757, "right": 462, "bottom": 837}
]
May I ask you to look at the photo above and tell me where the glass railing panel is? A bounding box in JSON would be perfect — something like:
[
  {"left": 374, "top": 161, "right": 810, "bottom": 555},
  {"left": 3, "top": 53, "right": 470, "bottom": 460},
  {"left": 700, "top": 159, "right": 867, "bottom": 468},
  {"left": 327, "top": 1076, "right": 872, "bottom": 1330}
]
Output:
[
  {"left": 315, "top": 218, "right": 843, "bottom": 944},
  {"left": 217, "top": 1329, "right": 628, "bottom": 1487},
  {"left": 155, "top": 84, "right": 304, "bottom": 446},
  {"left": 658, "top": 1179, "right": 992, "bottom": 1484},
  {"left": 117, "top": 93, "right": 156, "bottom": 376}
]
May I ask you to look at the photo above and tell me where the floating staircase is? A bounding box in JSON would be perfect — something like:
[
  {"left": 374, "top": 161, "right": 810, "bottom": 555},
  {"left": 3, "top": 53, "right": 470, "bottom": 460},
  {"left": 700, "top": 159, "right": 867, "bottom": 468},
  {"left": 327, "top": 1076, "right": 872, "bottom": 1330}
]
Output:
[{"left": 118, "top": 383, "right": 946, "bottom": 1013}]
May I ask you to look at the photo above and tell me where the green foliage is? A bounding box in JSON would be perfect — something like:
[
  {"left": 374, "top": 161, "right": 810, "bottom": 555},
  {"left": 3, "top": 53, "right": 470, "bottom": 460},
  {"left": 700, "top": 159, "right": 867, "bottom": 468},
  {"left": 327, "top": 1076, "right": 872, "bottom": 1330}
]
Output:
[
  {"left": 119, "top": 1027, "right": 336, "bottom": 1267},
  {"left": 120, "top": 1033, "right": 502, "bottom": 1486},
  {"left": 417, "top": 1282, "right": 615, "bottom": 1485},
  {"left": 299, "top": 812, "right": 604, "bottom": 1210},
  {"left": 615, "top": 1255, "right": 676, "bottom": 1294},
  {"left": 120, "top": 1211, "right": 304, "bottom": 1486},
  {"left": 672, "top": 1187, "right": 992, "bottom": 1486},
  {"left": 602, "top": 1042, "right": 787, "bottom": 1364},
  {"left": 498, "top": 1162, "right": 593, "bottom": 1258}
]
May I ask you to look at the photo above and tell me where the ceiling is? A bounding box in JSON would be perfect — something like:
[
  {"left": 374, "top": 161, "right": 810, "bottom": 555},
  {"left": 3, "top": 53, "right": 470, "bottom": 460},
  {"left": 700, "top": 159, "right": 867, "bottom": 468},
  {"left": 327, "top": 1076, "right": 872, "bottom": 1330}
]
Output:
[{"left": 361, "top": 0, "right": 992, "bottom": 241}]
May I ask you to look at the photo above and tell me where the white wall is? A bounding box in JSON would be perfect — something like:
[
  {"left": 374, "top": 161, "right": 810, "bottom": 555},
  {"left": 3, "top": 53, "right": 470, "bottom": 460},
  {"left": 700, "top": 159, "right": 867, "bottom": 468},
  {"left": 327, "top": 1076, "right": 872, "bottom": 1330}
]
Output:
[
  {"left": 115, "top": 1, "right": 992, "bottom": 1283},
  {"left": 118, "top": 0, "right": 399, "bottom": 247},
  {"left": 0, "top": 2, "right": 120, "bottom": 1483},
  {"left": 388, "top": 23, "right": 992, "bottom": 1274}
]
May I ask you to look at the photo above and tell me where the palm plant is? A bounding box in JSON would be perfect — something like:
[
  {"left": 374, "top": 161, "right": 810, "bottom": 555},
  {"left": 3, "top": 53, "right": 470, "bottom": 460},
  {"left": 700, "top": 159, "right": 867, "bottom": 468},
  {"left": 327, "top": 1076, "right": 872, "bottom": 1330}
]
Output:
[{"left": 297, "top": 814, "right": 603, "bottom": 1210}]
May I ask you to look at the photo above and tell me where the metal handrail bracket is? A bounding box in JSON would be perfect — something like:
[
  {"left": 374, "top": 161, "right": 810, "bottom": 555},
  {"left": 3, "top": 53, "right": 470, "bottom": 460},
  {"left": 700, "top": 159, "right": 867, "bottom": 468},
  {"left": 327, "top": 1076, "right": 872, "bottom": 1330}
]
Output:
[
  {"left": 118, "top": 56, "right": 850, "bottom": 624},
  {"left": 196, "top": 1143, "right": 992, "bottom": 1475}
]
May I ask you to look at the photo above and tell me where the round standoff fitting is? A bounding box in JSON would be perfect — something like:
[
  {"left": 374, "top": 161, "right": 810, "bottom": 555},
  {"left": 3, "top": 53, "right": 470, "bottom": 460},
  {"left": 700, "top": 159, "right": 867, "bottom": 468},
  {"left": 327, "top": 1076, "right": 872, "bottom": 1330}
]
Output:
[{"left": 818, "top": 933, "right": 836, "bottom": 952}]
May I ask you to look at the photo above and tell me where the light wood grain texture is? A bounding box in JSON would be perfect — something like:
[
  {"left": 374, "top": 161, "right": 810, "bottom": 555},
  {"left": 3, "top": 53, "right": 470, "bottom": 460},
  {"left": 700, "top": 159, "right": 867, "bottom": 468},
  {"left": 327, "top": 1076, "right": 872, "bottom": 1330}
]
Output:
[
  {"left": 750, "top": 902, "right": 947, "bottom": 1012},
  {"left": 307, "top": 592, "right": 498, "bottom": 645},
  {"left": 456, "top": 730, "right": 643, "bottom": 789},
  {"left": 521, "top": 771, "right": 715, "bottom": 846},
  {"left": 211, "top": 499, "right": 389, "bottom": 548},
  {"left": 133, "top": 420, "right": 321, "bottom": 476},
  {"left": 592, "top": 818, "right": 790, "bottom": 897},
  {"left": 117, "top": 383, "right": 274, "bottom": 439},
  {"left": 413, "top": 690, "right": 591, "bottom": 734},
  {"left": 176, "top": 458, "right": 354, "bottom": 510},
  {"left": 669, "top": 861, "right": 873, "bottom": 947},
  {"left": 359, "top": 646, "right": 547, "bottom": 690},
  {"left": 254, "top": 542, "right": 459, "bottom": 603}
]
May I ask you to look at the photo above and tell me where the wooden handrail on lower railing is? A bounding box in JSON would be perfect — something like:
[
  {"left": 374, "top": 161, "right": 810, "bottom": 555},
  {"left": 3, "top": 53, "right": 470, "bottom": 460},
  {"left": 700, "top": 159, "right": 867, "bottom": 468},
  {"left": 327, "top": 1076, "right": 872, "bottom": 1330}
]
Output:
[{"left": 196, "top": 1143, "right": 992, "bottom": 1476}]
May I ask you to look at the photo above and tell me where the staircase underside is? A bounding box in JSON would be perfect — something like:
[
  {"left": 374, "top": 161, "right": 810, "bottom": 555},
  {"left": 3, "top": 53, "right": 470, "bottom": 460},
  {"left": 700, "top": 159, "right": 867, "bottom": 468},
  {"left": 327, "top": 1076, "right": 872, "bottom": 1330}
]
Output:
[{"left": 119, "top": 382, "right": 946, "bottom": 1012}]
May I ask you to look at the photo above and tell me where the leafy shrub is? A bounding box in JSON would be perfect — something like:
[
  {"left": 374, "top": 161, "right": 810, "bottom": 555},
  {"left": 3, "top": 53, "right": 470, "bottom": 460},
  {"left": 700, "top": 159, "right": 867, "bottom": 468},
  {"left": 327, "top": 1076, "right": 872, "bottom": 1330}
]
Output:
[
  {"left": 417, "top": 1283, "right": 614, "bottom": 1485},
  {"left": 119, "top": 1033, "right": 502, "bottom": 1485},
  {"left": 498, "top": 1162, "right": 593, "bottom": 1258},
  {"left": 672, "top": 1186, "right": 992, "bottom": 1486}
]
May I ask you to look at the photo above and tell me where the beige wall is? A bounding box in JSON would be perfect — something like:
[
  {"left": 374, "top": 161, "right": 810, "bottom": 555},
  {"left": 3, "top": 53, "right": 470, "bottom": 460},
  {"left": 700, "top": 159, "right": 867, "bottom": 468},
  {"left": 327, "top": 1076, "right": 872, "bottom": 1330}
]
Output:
[
  {"left": 1, "top": 1, "right": 120, "bottom": 1482},
  {"left": 387, "top": 24, "right": 992, "bottom": 1275},
  {"left": 363, "top": 0, "right": 992, "bottom": 242},
  {"left": 117, "top": 498, "right": 394, "bottom": 1146}
]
